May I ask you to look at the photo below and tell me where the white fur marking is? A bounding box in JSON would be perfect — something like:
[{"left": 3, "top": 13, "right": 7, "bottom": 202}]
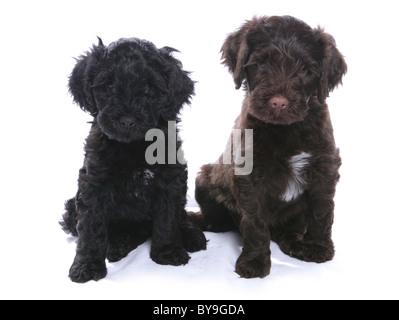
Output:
[
  {"left": 281, "top": 152, "right": 311, "bottom": 202},
  {"left": 142, "top": 169, "right": 155, "bottom": 185},
  {"left": 134, "top": 169, "right": 155, "bottom": 186}
]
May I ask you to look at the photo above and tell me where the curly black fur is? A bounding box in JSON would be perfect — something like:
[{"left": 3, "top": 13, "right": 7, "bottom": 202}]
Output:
[{"left": 60, "top": 37, "right": 206, "bottom": 283}]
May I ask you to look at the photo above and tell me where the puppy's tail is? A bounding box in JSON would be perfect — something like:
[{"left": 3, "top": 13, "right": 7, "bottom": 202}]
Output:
[
  {"left": 60, "top": 197, "right": 78, "bottom": 237},
  {"left": 187, "top": 209, "right": 236, "bottom": 233},
  {"left": 187, "top": 211, "right": 208, "bottom": 230}
]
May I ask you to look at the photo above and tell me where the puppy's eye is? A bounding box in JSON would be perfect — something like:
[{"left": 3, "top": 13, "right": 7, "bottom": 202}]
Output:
[
  {"left": 144, "top": 84, "right": 155, "bottom": 100},
  {"left": 259, "top": 62, "right": 267, "bottom": 69},
  {"left": 300, "top": 67, "right": 309, "bottom": 75},
  {"left": 92, "top": 83, "right": 114, "bottom": 91}
]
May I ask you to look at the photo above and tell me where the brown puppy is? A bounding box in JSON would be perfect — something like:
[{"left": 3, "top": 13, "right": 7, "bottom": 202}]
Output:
[{"left": 192, "top": 16, "right": 346, "bottom": 278}]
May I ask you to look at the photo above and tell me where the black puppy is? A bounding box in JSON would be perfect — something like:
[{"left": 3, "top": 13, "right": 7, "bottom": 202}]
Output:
[{"left": 61, "top": 38, "right": 206, "bottom": 283}]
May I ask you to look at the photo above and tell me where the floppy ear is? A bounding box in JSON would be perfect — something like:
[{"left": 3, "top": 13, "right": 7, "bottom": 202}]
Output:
[
  {"left": 315, "top": 28, "right": 347, "bottom": 103},
  {"left": 68, "top": 38, "right": 106, "bottom": 116},
  {"left": 159, "top": 47, "right": 195, "bottom": 120},
  {"left": 221, "top": 17, "right": 267, "bottom": 90},
  {"left": 221, "top": 26, "right": 251, "bottom": 90}
]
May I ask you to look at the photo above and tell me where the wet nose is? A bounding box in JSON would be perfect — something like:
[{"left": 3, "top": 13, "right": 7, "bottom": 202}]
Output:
[
  {"left": 269, "top": 96, "right": 289, "bottom": 110},
  {"left": 119, "top": 116, "right": 134, "bottom": 128}
]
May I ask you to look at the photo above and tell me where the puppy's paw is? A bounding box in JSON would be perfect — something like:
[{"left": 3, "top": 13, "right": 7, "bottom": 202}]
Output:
[
  {"left": 281, "top": 239, "right": 335, "bottom": 263},
  {"left": 151, "top": 246, "right": 190, "bottom": 266},
  {"left": 235, "top": 253, "right": 271, "bottom": 279},
  {"left": 69, "top": 259, "right": 107, "bottom": 283},
  {"left": 182, "top": 227, "right": 207, "bottom": 253},
  {"left": 107, "top": 244, "right": 131, "bottom": 262}
]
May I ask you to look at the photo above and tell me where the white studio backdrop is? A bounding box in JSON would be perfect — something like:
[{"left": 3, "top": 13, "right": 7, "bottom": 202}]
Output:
[{"left": 1, "top": 0, "right": 398, "bottom": 299}]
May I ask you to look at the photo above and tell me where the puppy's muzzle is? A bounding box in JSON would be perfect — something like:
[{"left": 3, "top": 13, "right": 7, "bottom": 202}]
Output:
[
  {"left": 119, "top": 115, "right": 135, "bottom": 128},
  {"left": 268, "top": 96, "right": 289, "bottom": 110}
]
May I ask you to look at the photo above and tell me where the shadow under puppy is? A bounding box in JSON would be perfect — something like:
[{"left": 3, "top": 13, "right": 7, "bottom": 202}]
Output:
[
  {"left": 61, "top": 38, "right": 206, "bottom": 283},
  {"left": 192, "top": 16, "right": 346, "bottom": 278}
]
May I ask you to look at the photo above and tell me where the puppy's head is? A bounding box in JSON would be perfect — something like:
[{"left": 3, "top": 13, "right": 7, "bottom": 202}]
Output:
[
  {"left": 221, "top": 16, "right": 347, "bottom": 125},
  {"left": 69, "top": 38, "right": 194, "bottom": 143}
]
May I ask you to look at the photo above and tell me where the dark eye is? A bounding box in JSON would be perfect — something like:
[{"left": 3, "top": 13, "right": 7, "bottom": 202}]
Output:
[
  {"left": 300, "top": 67, "right": 309, "bottom": 75},
  {"left": 92, "top": 82, "right": 114, "bottom": 92},
  {"left": 144, "top": 84, "right": 155, "bottom": 100},
  {"left": 259, "top": 62, "right": 267, "bottom": 69}
]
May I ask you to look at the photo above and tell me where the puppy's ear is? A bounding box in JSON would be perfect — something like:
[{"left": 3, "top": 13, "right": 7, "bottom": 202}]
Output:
[
  {"left": 315, "top": 28, "right": 347, "bottom": 103},
  {"left": 159, "top": 47, "right": 195, "bottom": 120},
  {"left": 221, "top": 18, "right": 266, "bottom": 90},
  {"left": 221, "top": 25, "right": 251, "bottom": 90},
  {"left": 68, "top": 38, "right": 106, "bottom": 116}
]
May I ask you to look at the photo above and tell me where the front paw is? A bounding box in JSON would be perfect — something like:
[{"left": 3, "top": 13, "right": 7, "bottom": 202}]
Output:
[
  {"left": 280, "top": 239, "right": 335, "bottom": 263},
  {"left": 107, "top": 244, "right": 131, "bottom": 263},
  {"left": 69, "top": 257, "right": 107, "bottom": 283},
  {"left": 235, "top": 252, "right": 271, "bottom": 279},
  {"left": 182, "top": 227, "right": 207, "bottom": 253},
  {"left": 151, "top": 245, "right": 190, "bottom": 266}
]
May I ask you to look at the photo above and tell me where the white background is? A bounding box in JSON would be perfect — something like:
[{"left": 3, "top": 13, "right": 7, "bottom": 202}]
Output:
[{"left": 1, "top": 0, "right": 399, "bottom": 300}]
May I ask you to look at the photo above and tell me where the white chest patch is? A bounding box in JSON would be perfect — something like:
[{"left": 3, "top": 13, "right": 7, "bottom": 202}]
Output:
[
  {"left": 280, "top": 152, "right": 311, "bottom": 202},
  {"left": 133, "top": 169, "right": 155, "bottom": 186}
]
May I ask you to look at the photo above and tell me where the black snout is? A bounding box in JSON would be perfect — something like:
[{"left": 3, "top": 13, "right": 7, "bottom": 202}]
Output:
[{"left": 119, "top": 116, "right": 135, "bottom": 128}]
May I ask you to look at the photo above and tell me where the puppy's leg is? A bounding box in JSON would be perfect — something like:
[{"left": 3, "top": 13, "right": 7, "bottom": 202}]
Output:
[
  {"left": 180, "top": 209, "right": 207, "bottom": 253},
  {"left": 69, "top": 209, "right": 108, "bottom": 283},
  {"left": 300, "top": 193, "right": 335, "bottom": 263},
  {"left": 276, "top": 195, "right": 335, "bottom": 263},
  {"left": 274, "top": 158, "right": 339, "bottom": 263},
  {"left": 270, "top": 202, "right": 311, "bottom": 259},
  {"left": 150, "top": 190, "right": 190, "bottom": 266},
  {"left": 294, "top": 154, "right": 340, "bottom": 263},
  {"left": 107, "top": 220, "right": 151, "bottom": 262},
  {"left": 233, "top": 175, "right": 271, "bottom": 278},
  {"left": 190, "top": 163, "right": 237, "bottom": 232}
]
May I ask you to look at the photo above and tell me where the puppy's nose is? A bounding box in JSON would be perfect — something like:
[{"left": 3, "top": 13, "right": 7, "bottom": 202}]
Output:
[
  {"left": 119, "top": 116, "right": 135, "bottom": 128},
  {"left": 269, "top": 96, "right": 289, "bottom": 110}
]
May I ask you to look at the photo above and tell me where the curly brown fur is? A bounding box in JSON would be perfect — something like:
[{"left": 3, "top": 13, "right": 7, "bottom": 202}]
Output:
[{"left": 191, "top": 16, "right": 346, "bottom": 278}]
